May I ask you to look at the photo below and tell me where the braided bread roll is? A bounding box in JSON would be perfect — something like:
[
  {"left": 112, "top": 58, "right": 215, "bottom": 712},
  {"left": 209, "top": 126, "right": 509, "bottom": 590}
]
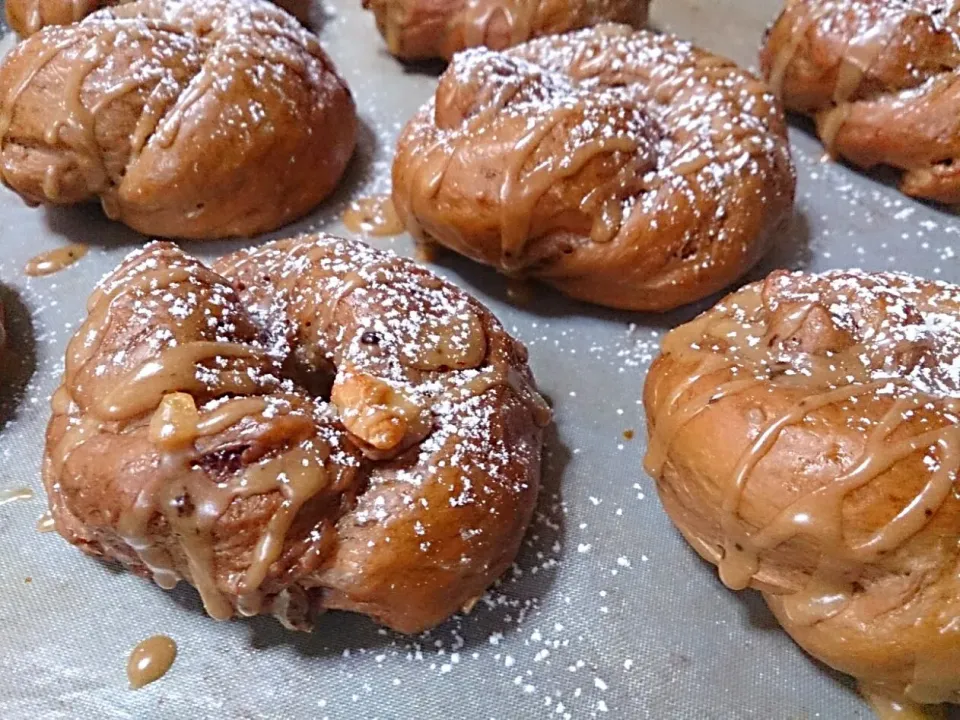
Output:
[
  {"left": 0, "top": 0, "right": 355, "bottom": 239},
  {"left": 392, "top": 25, "right": 796, "bottom": 311},
  {"left": 761, "top": 0, "right": 960, "bottom": 203},
  {"left": 44, "top": 234, "right": 550, "bottom": 633},
  {"left": 362, "top": 0, "right": 649, "bottom": 61},
  {"left": 645, "top": 269, "right": 960, "bottom": 714}
]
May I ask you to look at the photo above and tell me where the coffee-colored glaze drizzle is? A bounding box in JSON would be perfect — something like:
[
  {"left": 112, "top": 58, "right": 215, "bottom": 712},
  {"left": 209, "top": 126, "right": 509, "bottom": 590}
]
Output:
[
  {"left": 0, "top": 24, "right": 158, "bottom": 209},
  {"left": 238, "top": 447, "right": 328, "bottom": 595},
  {"left": 127, "top": 635, "right": 177, "bottom": 689},
  {"left": 154, "top": 71, "right": 217, "bottom": 150},
  {"left": 319, "top": 270, "right": 371, "bottom": 331},
  {"left": 776, "top": 564, "right": 853, "bottom": 627},
  {"left": 44, "top": 250, "right": 329, "bottom": 620},
  {"left": 65, "top": 265, "right": 198, "bottom": 397},
  {"left": 0, "top": 486, "right": 34, "bottom": 506},
  {"left": 768, "top": 35, "right": 804, "bottom": 97},
  {"left": 24, "top": 244, "right": 89, "bottom": 277},
  {"left": 0, "top": 38, "right": 81, "bottom": 144},
  {"left": 718, "top": 380, "right": 905, "bottom": 590},
  {"left": 342, "top": 195, "right": 404, "bottom": 237},
  {"left": 95, "top": 341, "right": 263, "bottom": 421},
  {"left": 499, "top": 106, "right": 638, "bottom": 269},
  {"left": 818, "top": 103, "right": 850, "bottom": 157},
  {"left": 46, "top": 28, "right": 120, "bottom": 197},
  {"left": 461, "top": 0, "right": 537, "bottom": 49},
  {"left": 404, "top": 74, "right": 640, "bottom": 269},
  {"left": 114, "top": 391, "right": 322, "bottom": 619},
  {"left": 404, "top": 84, "right": 519, "bottom": 242},
  {"left": 812, "top": 8, "right": 916, "bottom": 156}
]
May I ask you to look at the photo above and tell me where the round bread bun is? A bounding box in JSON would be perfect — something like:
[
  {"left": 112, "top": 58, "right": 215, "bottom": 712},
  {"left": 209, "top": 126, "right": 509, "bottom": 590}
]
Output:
[
  {"left": 392, "top": 24, "right": 796, "bottom": 311},
  {"left": 362, "top": 0, "right": 649, "bottom": 61},
  {"left": 43, "top": 234, "right": 550, "bottom": 633},
  {"left": 761, "top": 0, "right": 960, "bottom": 204},
  {"left": 6, "top": 0, "right": 312, "bottom": 37},
  {"left": 643, "top": 268, "right": 960, "bottom": 709},
  {"left": 0, "top": 0, "right": 356, "bottom": 239}
]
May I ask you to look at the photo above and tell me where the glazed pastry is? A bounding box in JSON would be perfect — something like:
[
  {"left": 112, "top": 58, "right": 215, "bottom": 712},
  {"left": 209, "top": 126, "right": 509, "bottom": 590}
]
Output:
[
  {"left": 761, "top": 0, "right": 960, "bottom": 204},
  {"left": 643, "top": 269, "right": 960, "bottom": 714},
  {"left": 44, "top": 234, "right": 550, "bottom": 633},
  {"left": 0, "top": 0, "right": 356, "bottom": 240},
  {"left": 5, "top": 0, "right": 312, "bottom": 37},
  {"left": 392, "top": 25, "right": 796, "bottom": 311},
  {"left": 362, "top": 0, "right": 649, "bottom": 61}
]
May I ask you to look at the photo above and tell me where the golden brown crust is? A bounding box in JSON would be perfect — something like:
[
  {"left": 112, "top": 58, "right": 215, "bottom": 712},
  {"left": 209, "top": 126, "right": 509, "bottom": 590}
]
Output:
[
  {"left": 643, "top": 269, "right": 960, "bottom": 706},
  {"left": 5, "top": 0, "right": 311, "bottom": 36},
  {"left": 43, "top": 234, "right": 550, "bottom": 634},
  {"left": 392, "top": 25, "right": 796, "bottom": 311},
  {"left": 0, "top": 0, "right": 356, "bottom": 239},
  {"left": 362, "top": 0, "right": 649, "bottom": 61},
  {"left": 760, "top": 0, "right": 960, "bottom": 203}
]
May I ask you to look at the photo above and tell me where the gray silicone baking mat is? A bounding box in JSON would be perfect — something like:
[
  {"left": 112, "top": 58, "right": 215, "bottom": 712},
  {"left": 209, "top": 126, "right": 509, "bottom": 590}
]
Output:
[{"left": 0, "top": 1, "right": 958, "bottom": 718}]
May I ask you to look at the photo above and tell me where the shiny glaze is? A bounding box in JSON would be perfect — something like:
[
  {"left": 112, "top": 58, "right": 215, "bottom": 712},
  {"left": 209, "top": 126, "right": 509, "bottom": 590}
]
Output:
[
  {"left": 401, "top": 61, "right": 648, "bottom": 272},
  {"left": 461, "top": 0, "right": 537, "bottom": 49},
  {"left": 342, "top": 195, "right": 404, "bottom": 237},
  {"left": 24, "top": 244, "right": 89, "bottom": 277},
  {"left": 127, "top": 635, "right": 177, "bottom": 689}
]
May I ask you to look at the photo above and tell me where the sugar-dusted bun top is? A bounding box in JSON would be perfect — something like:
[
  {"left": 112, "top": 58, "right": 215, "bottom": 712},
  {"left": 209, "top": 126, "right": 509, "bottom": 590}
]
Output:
[
  {"left": 393, "top": 25, "right": 795, "bottom": 310},
  {"left": 0, "top": 0, "right": 356, "bottom": 238},
  {"left": 45, "top": 234, "right": 550, "bottom": 634},
  {"left": 644, "top": 269, "right": 960, "bottom": 704}
]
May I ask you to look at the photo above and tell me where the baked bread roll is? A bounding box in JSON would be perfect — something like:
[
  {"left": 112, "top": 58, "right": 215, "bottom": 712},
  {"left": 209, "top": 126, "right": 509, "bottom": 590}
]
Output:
[
  {"left": 761, "top": 0, "right": 960, "bottom": 204},
  {"left": 44, "top": 234, "right": 550, "bottom": 633},
  {"left": 363, "top": 0, "right": 649, "bottom": 61},
  {"left": 0, "top": 0, "right": 356, "bottom": 239},
  {"left": 644, "top": 269, "right": 960, "bottom": 712},
  {"left": 392, "top": 25, "right": 796, "bottom": 311},
  {"left": 6, "top": 0, "right": 312, "bottom": 37}
]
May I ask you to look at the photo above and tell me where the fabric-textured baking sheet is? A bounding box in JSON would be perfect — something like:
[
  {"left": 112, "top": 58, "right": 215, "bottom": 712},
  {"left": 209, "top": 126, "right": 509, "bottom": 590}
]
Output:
[{"left": 0, "top": 1, "right": 958, "bottom": 718}]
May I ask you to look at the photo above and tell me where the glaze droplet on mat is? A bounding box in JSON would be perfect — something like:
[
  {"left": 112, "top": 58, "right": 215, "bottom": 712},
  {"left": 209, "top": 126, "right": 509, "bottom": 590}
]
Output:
[
  {"left": 127, "top": 635, "right": 177, "bottom": 689},
  {"left": 24, "top": 244, "right": 88, "bottom": 277},
  {"left": 342, "top": 195, "right": 404, "bottom": 237}
]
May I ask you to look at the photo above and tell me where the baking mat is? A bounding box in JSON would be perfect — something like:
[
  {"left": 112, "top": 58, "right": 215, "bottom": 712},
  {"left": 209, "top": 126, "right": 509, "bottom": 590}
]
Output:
[{"left": 0, "top": 1, "right": 958, "bottom": 718}]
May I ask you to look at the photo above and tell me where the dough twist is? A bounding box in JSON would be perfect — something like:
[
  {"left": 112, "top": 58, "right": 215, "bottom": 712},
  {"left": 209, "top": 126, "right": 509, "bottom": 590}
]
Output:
[
  {"left": 762, "top": 0, "right": 960, "bottom": 203},
  {"left": 0, "top": 0, "right": 355, "bottom": 238},
  {"left": 645, "top": 269, "right": 960, "bottom": 711},
  {"left": 393, "top": 25, "right": 796, "bottom": 311},
  {"left": 45, "top": 234, "right": 550, "bottom": 633}
]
